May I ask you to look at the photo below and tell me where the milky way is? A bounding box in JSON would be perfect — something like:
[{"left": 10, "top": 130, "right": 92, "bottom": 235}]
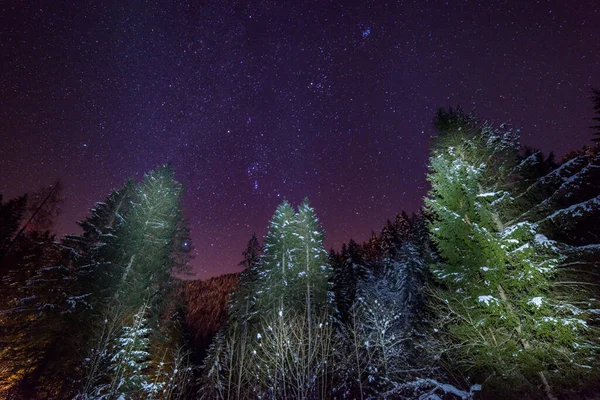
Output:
[{"left": 1, "top": 1, "right": 598, "bottom": 277}]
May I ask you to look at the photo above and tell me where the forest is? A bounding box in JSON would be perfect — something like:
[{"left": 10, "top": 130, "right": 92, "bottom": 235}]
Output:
[{"left": 1, "top": 103, "right": 599, "bottom": 400}]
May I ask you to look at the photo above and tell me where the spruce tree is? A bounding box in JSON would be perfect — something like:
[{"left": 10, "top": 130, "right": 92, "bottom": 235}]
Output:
[
  {"left": 257, "top": 200, "right": 300, "bottom": 315},
  {"left": 425, "top": 108, "right": 599, "bottom": 397},
  {"left": 294, "top": 198, "right": 332, "bottom": 316},
  {"left": 82, "top": 165, "right": 190, "bottom": 398}
]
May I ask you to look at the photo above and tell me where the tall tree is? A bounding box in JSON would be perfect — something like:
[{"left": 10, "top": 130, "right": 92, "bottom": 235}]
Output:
[
  {"left": 82, "top": 165, "right": 191, "bottom": 398},
  {"left": 425, "top": 108, "right": 599, "bottom": 398},
  {"left": 294, "top": 199, "right": 332, "bottom": 317},
  {"left": 257, "top": 200, "right": 300, "bottom": 315}
]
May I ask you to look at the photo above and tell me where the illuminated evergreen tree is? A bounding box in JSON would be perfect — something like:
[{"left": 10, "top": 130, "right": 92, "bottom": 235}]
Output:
[
  {"left": 81, "top": 165, "right": 191, "bottom": 398},
  {"left": 426, "top": 108, "right": 599, "bottom": 397},
  {"left": 294, "top": 198, "right": 332, "bottom": 317},
  {"left": 103, "top": 303, "right": 153, "bottom": 398},
  {"left": 257, "top": 200, "right": 300, "bottom": 315}
]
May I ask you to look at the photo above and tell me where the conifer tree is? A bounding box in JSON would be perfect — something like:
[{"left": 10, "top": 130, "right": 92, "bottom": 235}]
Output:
[
  {"left": 257, "top": 200, "right": 300, "bottom": 315},
  {"left": 294, "top": 199, "right": 332, "bottom": 316},
  {"left": 425, "top": 108, "right": 599, "bottom": 397},
  {"left": 332, "top": 239, "right": 367, "bottom": 324},
  {"left": 82, "top": 165, "right": 190, "bottom": 398},
  {"left": 105, "top": 302, "right": 153, "bottom": 398},
  {"left": 0, "top": 185, "right": 65, "bottom": 398}
]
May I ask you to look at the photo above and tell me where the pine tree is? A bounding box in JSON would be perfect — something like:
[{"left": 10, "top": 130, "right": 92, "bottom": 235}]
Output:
[
  {"left": 204, "top": 200, "right": 337, "bottom": 398},
  {"left": 0, "top": 185, "right": 64, "bottom": 398},
  {"left": 37, "top": 182, "right": 138, "bottom": 397},
  {"left": 82, "top": 165, "right": 190, "bottom": 398},
  {"left": 257, "top": 200, "right": 300, "bottom": 315},
  {"left": 104, "top": 302, "right": 153, "bottom": 398},
  {"left": 425, "top": 108, "right": 599, "bottom": 397},
  {"left": 294, "top": 199, "right": 332, "bottom": 315},
  {"left": 199, "top": 234, "right": 264, "bottom": 399}
]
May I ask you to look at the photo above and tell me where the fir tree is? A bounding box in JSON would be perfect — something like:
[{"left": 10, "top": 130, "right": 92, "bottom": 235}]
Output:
[
  {"left": 294, "top": 198, "right": 332, "bottom": 316},
  {"left": 238, "top": 233, "right": 262, "bottom": 271},
  {"left": 332, "top": 239, "right": 367, "bottom": 324},
  {"left": 257, "top": 200, "right": 300, "bottom": 315},
  {"left": 82, "top": 165, "right": 191, "bottom": 398},
  {"left": 425, "top": 108, "right": 599, "bottom": 397},
  {"left": 104, "top": 303, "right": 153, "bottom": 398}
]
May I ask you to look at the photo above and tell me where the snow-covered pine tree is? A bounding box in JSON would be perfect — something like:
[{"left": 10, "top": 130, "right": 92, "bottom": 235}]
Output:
[
  {"left": 425, "top": 108, "right": 598, "bottom": 397},
  {"left": 294, "top": 198, "right": 332, "bottom": 316},
  {"left": 198, "top": 330, "right": 229, "bottom": 400},
  {"left": 113, "top": 165, "right": 185, "bottom": 307},
  {"left": 103, "top": 302, "right": 153, "bottom": 398},
  {"left": 82, "top": 165, "right": 190, "bottom": 398},
  {"left": 237, "top": 200, "right": 336, "bottom": 398},
  {"left": 22, "top": 182, "right": 138, "bottom": 397},
  {"left": 346, "top": 242, "right": 429, "bottom": 397},
  {"left": 257, "top": 200, "right": 300, "bottom": 315}
]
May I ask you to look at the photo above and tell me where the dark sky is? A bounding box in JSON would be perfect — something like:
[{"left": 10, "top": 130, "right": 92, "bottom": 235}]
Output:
[{"left": 1, "top": 1, "right": 598, "bottom": 278}]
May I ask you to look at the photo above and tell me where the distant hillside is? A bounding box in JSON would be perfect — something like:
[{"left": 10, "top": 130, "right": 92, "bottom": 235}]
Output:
[{"left": 182, "top": 273, "right": 239, "bottom": 360}]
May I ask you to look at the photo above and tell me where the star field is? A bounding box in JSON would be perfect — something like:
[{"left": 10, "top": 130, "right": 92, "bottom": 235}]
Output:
[{"left": 1, "top": 1, "right": 598, "bottom": 277}]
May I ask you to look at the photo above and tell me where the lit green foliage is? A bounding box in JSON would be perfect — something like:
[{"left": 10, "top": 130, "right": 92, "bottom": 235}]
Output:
[
  {"left": 294, "top": 198, "right": 333, "bottom": 315},
  {"left": 426, "top": 108, "right": 598, "bottom": 395},
  {"left": 82, "top": 165, "right": 191, "bottom": 398},
  {"left": 200, "top": 200, "right": 335, "bottom": 399},
  {"left": 257, "top": 200, "right": 301, "bottom": 314}
]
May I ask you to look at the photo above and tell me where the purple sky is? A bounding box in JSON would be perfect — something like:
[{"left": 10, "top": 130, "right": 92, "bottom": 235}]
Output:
[{"left": 1, "top": 0, "right": 598, "bottom": 278}]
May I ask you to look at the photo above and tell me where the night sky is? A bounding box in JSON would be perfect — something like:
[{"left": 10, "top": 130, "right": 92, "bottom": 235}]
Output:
[{"left": 1, "top": 1, "right": 598, "bottom": 278}]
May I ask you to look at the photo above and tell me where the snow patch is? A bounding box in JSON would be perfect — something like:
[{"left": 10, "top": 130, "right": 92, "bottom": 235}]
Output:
[
  {"left": 478, "top": 295, "right": 499, "bottom": 306},
  {"left": 528, "top": 297, "right": 543, "bottom": 307}
]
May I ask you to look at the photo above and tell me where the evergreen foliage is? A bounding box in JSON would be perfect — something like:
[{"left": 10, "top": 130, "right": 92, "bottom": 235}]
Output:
[
  {"left": 425, "top": 108, "right": 600, "bottom": 397},
  {"left": 200, "top": 199, "right": 335, "bottom": 399},
  {"left": 1, "top": 105, "right": 599, "bottom": 399}
]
